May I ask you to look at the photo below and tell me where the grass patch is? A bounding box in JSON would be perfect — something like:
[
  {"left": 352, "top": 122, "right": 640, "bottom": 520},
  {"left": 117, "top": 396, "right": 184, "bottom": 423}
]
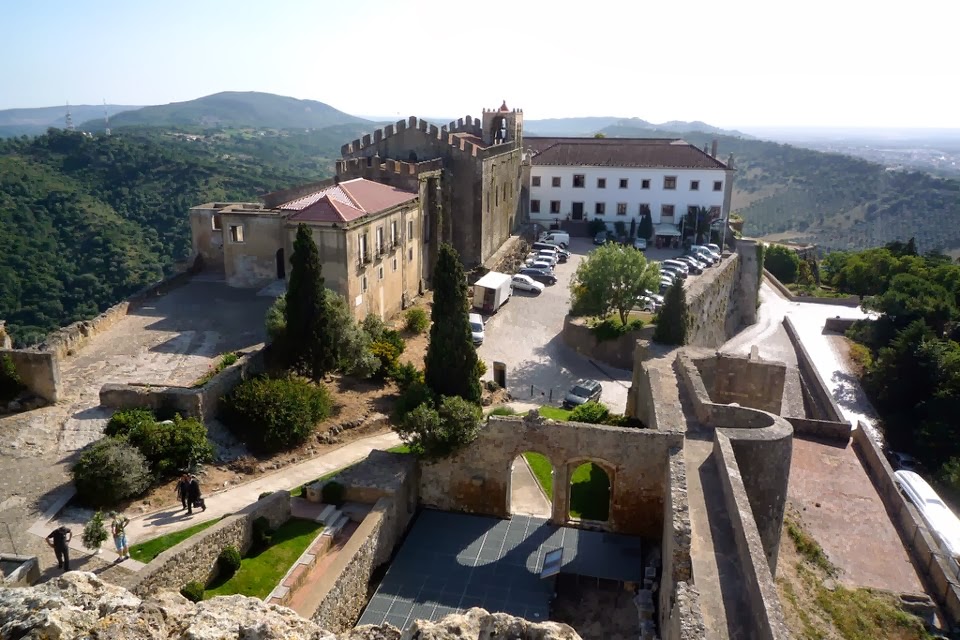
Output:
[
  {"left": 815, "top": 583, "right": 934, "bottom": 640},
  {"left": 569, "top": 462, "right": 610, "bottom": 521},
  {"left": 204, "top": 519, "right": 323, "bottom": 600},
  {"left": 786, "top": 517, "right": 836, "bottom": 576},
  {"left": 129, "top": 517, "right": 223, "bottom": 563},
  {"left": 193, "top": 352, "right": 240, "bottom": 387},
  {"left": 488, "top": 406, "right": 517, "bottom": 417},
  {"left": 523, "top": 452, "right": 554, "bottom": 499},
  {"left": 290, "top": 465, "right": 353, "bottom": 498},
  {"left": 387, "top": 444, "right": 411, "bottom": 454},
  {"left": 787, "top": 284, "right": 851, "bottom": 299},
  {"left": 538, "top": 406, "right": 572, "bottom": 421}
]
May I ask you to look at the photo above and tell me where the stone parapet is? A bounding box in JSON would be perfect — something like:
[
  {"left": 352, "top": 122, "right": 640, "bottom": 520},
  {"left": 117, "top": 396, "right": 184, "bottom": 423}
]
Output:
[
  {"left": 785, "top": 416, "right": 851, "bottom": 443},
  {"left": 561, "top": 315, "right": 655, "bottom": 370},
  {"left": 782, "top": 316, "right": 845, "bottom": 422},
  {"left": 763, "top": 269, "right": 860, "bottom": 307}
]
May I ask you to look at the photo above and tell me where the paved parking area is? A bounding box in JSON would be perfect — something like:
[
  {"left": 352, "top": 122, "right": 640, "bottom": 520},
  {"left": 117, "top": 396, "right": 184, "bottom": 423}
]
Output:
[{"left": 477, "top": 238, "right": 693, "bottom": 414}]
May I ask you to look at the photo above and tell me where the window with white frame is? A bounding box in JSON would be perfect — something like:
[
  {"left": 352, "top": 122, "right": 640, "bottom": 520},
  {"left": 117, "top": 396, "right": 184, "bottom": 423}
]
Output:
[
  {"left": 229, "top": 224, "right": 244, "bottom": 243},
  {"left": 359, "top": 233, "right": 368, "bottom": 263},
  {"left": 641, "top": 179, "right": 650, "bottom": 189},
  {"left": 550, "top": 200, "right": 561, "bottom": 214},
  {"left": 597, "top": 178, "right": 606, "bottom": 189},
  {"left": 661, "top": 204, "right": 675, "bottom": 218},
  {"left": 595, "top": 202, "right": 606, "bottom": 215},
  {"left": 714, "top": 180, "right": 723, "bottom": 191},
  {"left": 690, "top": 180, "right": 699, "bottom": 191},
  {"left": 532, "top": 176, "right": 541, "bottom": 187},
  {"left": 573, "top": 174, "right": 585, "bottom": 188},
  {"left": 391, "top": 220, "right": 398, "bottom": 246},
  {"left": 664, "top": 176, "right": 677, "bottom": 190},
  {"left": 616, "top": 203, "right": 627, "bottom": 215},
  {"left": 551, "top": 176, "right": 561, "bottom": 187},
  {"left": 531, "top": 199, "right": 541, "bottom": 213},
  {"left": 619, "top": 179, "right": 628, "bottom": 189}
]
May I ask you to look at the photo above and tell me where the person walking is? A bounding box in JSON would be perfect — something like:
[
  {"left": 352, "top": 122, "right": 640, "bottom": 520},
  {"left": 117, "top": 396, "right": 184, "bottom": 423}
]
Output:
[
  {"left": 110, "top": 512, "right": 130, "bottom": 560},
  {"left": 187, "top": 474, "right": 205, "bottom": 515},
  {"left": 45, "top": 525, "right": 72, "bottom": 572},
  {"left": 175, "top": 474, "right": 190, "bottom": 511}
]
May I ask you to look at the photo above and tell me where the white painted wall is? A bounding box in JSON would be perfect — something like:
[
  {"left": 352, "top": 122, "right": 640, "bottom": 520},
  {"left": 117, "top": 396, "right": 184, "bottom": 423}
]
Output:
[{"left": 528, "top": 165, "right": 727, "bottom": 228}]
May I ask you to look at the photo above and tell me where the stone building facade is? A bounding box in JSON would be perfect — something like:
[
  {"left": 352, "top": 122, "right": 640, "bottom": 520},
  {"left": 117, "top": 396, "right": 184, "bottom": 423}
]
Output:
[
  {"left": 340, "top": 102, "right": 524, "bottom": 268},
  {"left": 190, "top": 160, "right": 439, "bottom": 321}
]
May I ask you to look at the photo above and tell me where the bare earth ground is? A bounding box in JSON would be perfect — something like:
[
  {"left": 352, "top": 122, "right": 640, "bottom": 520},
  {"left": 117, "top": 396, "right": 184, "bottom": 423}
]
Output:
[{"left": 551, "top": 574, "right": 640, "bottom": 640}]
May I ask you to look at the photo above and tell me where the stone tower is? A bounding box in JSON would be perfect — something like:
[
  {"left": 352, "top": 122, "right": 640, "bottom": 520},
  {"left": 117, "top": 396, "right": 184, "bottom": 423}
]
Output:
[{"left": 481, "top": 101, "right": 523, "bottom": 147}]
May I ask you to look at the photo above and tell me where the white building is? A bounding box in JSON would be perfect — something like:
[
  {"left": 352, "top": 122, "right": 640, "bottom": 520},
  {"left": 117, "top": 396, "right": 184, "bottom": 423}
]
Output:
[{"left": 523, "top": 137, "right": 735, "bottom": 245}]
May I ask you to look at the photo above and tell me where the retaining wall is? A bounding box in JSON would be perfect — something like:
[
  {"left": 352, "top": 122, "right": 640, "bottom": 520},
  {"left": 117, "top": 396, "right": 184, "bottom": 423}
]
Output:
[
  {"left": 561, "top": 315, "right": 655, "bottom": 370},
  {"left": 0, "top": 350, "right": 60, "bottom": 402},
  {"left": 852, "top": 424, "right": 960, "bottom": 626},
  {"left": 99, "top": 346, "right": 267, "bottom": 420},
  {"left": 130, "top": 490, "right": 290, "bottom": 597},
  {"left": 714, "top": 433, "right": 791, "bottom": 640},
  {"left": 763, "top": 269, "right": 860, "bottom": 307},
  {"left": 782, "top": 316, "right": 845, "bottom": 423},
  {"left": 824, "top": 317, "right": 857, "bottom": 333},
  {"left": 786, "top": 416, "right": 851, "bottom": 443}
]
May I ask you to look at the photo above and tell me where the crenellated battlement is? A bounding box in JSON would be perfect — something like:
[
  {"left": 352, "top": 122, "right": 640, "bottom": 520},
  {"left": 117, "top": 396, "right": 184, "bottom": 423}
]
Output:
[
  {"left": 446, "top": 115, "right": 482, "bottom": 137},
  {"left": 336, "top": 156, "right": 444, "bottom": 182},
  {"left": 341, "top": 115, "right": 495, "bottom": 161}
]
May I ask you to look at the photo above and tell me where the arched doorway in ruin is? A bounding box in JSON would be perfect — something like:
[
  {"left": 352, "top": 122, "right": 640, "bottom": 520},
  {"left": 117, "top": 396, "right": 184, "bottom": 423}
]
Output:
[
  {"left": 508, "top": 451, "right": 553, "bottom": 519},
  {"left": 567, "top": 460, "right": 612, "bottom": 523}
]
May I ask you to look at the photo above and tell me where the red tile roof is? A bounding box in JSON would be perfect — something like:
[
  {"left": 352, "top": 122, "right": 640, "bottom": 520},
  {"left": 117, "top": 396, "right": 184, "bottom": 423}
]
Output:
[
  {"left": 282, "top": 178, "right": 417, "bottom": 224},
  {"left": 525, "top": 137, "right": 729, "bottom": 170}
]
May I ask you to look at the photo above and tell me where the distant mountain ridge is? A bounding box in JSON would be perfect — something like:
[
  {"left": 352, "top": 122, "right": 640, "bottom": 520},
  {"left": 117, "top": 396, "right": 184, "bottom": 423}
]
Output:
[
  {"left": 0, "top": 104, "right": 140, "bottom": 138},
  {"left": 523, "top": 116, "right": 753, "bottom": 139},
  {"left": 80, "top": 91, "right": 370, "bottom": 131}
]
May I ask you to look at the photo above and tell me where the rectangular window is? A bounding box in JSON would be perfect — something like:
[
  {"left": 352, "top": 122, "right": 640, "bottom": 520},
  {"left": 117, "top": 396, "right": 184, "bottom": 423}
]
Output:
[
  {"left": 641, "top": 179, "right": 650, "bottom": 189},
  {"left": 664, "top": 176, "right": 677, "bottom": 190},
  {"left": 359, "top": 233, "right": 368, "bottom": 263},
  {"left": 573, "top": 174, "right": 585, "bottom": 188},
  {"left": 532, "top": 176, "right": 541, "bottom": 187},
  {"left": 597, "top": 178, "right": 606, "bottom": 189},
  {"left": 616, "top": 203, "right": 627, "bottom": 216},
  {"left": 211, "top": 215, "right": 222, "bottom": 230},
  {"left": 408, "top": 247, "right": 413, "bottom": 261},
  {"left": 619, "top": 179, "right": 628, "bottom": 189},
  {"left": 229, "top": 225, "right": 244, "bottom": 243},
  {"left": 595, "top": 202, "right": 606, "bottom": 215},
  {"left": 392, "top": 257, "right": 398, "bottom": 271},
  {"left": 551, "top": 176, "right": 561, "bottom": 187},
  {"left": 661, "top": 204, "right": 675, "bottom": 218},
  {"left": 714, "top": 180, "right": 723, "bottom": 191},
  {"left": 690, "top": 180, "right": 700, "bottom": 191},
  {"left": 391, "top": 220, "right": 398, "bottom": 246},
  {"left": 361, "top": 275, "right": 368, "bottom": 292},
  {"left": 408, "top": 220, "right": 414, "bottom": 241},
  {"left": 550, "top": 200, "right": 561, "bottom": 214},
  {"left": 378, "top": 266, "right": 384, "bottom": 281},
  {"left": 710, "top": 206, "right": 722, "bottom": 218},
  {"left": 531, "top": 199, "right": 541, "bottom": 213},
  {"left": 376, "top": 226, "right": 384, "bottom": 255}
]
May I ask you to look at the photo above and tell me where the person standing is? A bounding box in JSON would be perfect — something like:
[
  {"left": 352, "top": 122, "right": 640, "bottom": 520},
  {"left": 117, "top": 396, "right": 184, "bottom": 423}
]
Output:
[
  {"left": 176, "top": 474, "right": 190, "bottom": 511},
  {"left": 45, "top": 525, "right": 72, "bottom": 572},
  {"left": 110, "top": 512, "right": 130, "bottom": 560},
  {"left": 187, "top": 474, "right": 205, "bottom": 515}
]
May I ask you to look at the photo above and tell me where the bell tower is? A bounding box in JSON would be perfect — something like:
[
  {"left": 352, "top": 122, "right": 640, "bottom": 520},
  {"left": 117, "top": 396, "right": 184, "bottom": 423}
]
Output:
[{"left": 481, "top": 100, "right": 523, "bottom": 146}]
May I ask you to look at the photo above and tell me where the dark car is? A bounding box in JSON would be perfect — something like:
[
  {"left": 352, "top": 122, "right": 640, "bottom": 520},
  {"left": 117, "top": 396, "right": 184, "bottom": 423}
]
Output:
[
  {"left": 563, "top": 379, "right": 603, "bottom": 408},
  {"left": 593, "top": 230, "right": 609, "bottom": 245},
  {"left": 675, "top": 256, "right": 704, "bottom": 275},
  {"left": 518, "top": 267, "right": 557, "bottom": 286}
]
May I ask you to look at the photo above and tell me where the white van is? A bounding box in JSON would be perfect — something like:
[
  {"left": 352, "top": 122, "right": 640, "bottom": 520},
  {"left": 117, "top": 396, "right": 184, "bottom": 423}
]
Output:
[
  {"left": 895, "top": 470, "right": 960, "bottom": 568},
  {"left": 539, "top": 231, "right": 570, "bottom": 248}
]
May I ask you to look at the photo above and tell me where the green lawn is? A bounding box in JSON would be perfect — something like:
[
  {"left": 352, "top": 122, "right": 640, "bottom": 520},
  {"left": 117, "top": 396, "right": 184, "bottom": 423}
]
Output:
[
  {"left": 204, "top": 519, "right": 323, "bottom": 600},
  {"left": 538, "top": 406, "right": 572, "bottom": 420},
  {"left": 387, "top": 444, "right": 411, "bottom": 454},
  {"left": 520, "top": 454, "right": 610, "bottom": 522},
  {"left": 129, "top": 517, "right": 223, "bottom": 563},
  {"left": 523, "top": 452, "right": 554, "bottom": 499}
]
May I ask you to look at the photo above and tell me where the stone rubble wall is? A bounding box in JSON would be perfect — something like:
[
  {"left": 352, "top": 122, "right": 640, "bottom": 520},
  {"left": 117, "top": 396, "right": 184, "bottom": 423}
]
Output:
[
  {"left": 99, "top": 346, "right": 267, "bottom": 421},
  {"left": 713, "top": 433, "right": 791, "bottom": 640},
  {"left": 130, "top": 490, "right": 290, "bottom": 597},
  {"left": 852, "top": 423, "right": 960, "bottom": 626}
]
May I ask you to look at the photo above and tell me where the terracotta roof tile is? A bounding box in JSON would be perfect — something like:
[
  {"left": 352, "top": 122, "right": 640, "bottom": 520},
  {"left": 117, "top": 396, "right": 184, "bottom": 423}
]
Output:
[
  {"left": 525, "top": 137, "right": 728, "bottom": 169},
  {"left": 281, "top": 178, "right": 417, "bottom": 224}
]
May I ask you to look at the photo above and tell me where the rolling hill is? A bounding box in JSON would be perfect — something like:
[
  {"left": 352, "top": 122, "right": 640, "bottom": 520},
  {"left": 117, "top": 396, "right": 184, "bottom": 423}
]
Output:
[
  {"left": 80, "top": 91, "right": 369, "bottom": 131},
  {"left": 524, "top": 117, "right": 753, "bottom": 139},
  {"left": 0, "top": 104, "right": 140, "bottom": 138}
]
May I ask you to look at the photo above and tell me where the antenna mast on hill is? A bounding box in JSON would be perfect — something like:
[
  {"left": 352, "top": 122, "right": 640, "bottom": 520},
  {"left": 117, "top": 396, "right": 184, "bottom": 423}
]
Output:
[
  {"left": 103, "top": 99, "right": 111, "bottom": 136},
  {"left": 65, "top": 102, "right": 75, "bottom": 131}
]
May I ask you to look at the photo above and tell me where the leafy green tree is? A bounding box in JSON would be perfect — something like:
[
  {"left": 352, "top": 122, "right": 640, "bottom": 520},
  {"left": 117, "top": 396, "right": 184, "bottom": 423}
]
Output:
[
  {"left": 763, "top": 245, "right": 801, "bottom": 284},
  {"left": 424, "top": 243, "right": 481, "bottom": 403},
  {"left": 653, "top": 279, "right": 688, "bottom": 345},
  {"left": 683, "top": 207, "right": 713, "bottom": 244},
  {"left": 570, "top": 244, "right": 661, "bottom": 324},
  {"left": 395, "top": 395, "right": 482, "bottom": 457},
  {"left": 637, "top": 210, "right": 653, "bottom": 241},
  {"left": 865, "top": 273, "right": 955, "bottom": 334},
  {"left": 285, "top": 224, "right": 336, "bottom": 379}
]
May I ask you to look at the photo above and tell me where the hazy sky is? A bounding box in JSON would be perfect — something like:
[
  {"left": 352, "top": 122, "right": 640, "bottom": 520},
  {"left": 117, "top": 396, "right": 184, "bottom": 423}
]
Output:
[{"left": 1, "top": 0, "right": 956, "bottom": 129}]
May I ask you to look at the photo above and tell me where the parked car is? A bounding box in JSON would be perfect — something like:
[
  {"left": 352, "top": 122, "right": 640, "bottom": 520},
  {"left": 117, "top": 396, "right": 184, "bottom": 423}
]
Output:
[
  {"left": 888, "top": 450, "right": 923, "bottom": 472},
  {"left": 676, "top": 256, "right": 704, "bottom": 274},
  {"left": 642, "top": 290, "right": 664, "bottom": 306},
  {"left": 661, "top": 264, "right": 687, "bottom": 280},
  {"left": 705, "top": 243, "right": 722, "bottom": 255},
  {"left": 519, "top": 267, "right": 557, "bottom": 286},
  {"left": 683, "top": 254, "right": 711, "bottom": 270},
  {"left": 593, "top": 230, "right": 609, "bottom": 245},
  {"left": 536, "top": 249, "right": 560, "bottom": 265},
  {"left": 525, "top": 258, "right": 555, "bottom": 272},
  {"left": 691, "top": 245, "right": 720, "bottom": 263},
  {"left": 526, "top": 251, "right": 555, "bottom": 266},
  {"left": 510, "top": 273, "right": 545, "bottom": 294},
  {"left": 633, "top": 237, "right": 648, "bottom": 251},
  {"left": 636, "top": 295, "right": 660, "bottom": 312},
  {"left": 662, "top": 259, "right": 690, "bottom": 276},
  {"left": 539, "top": 231, "right": 570, "bottom": 248},
  {"left": 469, "top": 313, "right": 485, "bottom": 346},
  {"left": 563, "top": 379, "right": 603, "bottom": 409}
]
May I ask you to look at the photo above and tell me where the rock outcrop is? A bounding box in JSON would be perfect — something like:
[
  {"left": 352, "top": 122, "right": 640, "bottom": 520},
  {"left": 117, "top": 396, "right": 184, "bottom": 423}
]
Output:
[{"left": 0, "top": 572, "right": 581, "bottom": 640}]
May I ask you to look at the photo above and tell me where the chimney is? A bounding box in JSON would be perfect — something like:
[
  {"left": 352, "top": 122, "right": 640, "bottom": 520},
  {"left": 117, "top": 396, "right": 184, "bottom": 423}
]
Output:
[
  {"left": 711, "top": 140, "right": 718, "bottom": 158},
  {"left": 703, "top": 143, "right": 709, "bottom": 154}
]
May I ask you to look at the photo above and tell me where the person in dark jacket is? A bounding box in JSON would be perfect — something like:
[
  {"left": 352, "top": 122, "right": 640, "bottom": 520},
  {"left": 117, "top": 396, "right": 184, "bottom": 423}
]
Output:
[
  {"left": 175, "top": 474, "right": 190, "bottom": 511},
  {"left": 45, "top": 525, "right": 72, "bottom": 571},
  {"left": 187, "top": 475, "right": 205, "bottom": 515}
]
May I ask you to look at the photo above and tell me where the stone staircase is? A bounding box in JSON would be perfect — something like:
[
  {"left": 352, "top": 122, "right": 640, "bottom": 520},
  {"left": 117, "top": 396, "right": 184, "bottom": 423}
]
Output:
[{"left": 316, "top": 504, "right": 350, "bottom": 538}]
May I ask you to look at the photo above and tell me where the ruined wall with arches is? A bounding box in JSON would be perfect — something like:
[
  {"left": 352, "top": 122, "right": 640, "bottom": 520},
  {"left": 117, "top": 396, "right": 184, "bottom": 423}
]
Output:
[{"left": 418, "top": 411, "right": 683, "bottom": 538}]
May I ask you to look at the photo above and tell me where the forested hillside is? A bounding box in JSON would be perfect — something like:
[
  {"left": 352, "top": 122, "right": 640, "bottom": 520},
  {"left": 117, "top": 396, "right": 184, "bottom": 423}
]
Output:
[
  {"left": 598, "top": 124, "right": 960, "bottom": 254},
  {"left": 0, "top": 128, "right": 334, "bottom": 346}
]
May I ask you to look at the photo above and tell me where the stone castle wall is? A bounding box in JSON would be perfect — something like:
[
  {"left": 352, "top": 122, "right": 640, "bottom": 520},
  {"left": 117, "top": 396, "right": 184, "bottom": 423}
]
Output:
[
  {"left": 561, "top": 315, "right": 655, "bottom": 370},
  {"left": 683, "top": 243, "right": 758, "bottom": 349}
]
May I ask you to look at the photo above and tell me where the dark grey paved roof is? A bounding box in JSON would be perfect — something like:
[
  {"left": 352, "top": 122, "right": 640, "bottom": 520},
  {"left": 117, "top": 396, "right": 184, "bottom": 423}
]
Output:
[
  {"left": 356, "top": 510, "right": 644, "bottom": 630},
  {"left": 526, "top": 136, "right": 729, "bottom": 169}
]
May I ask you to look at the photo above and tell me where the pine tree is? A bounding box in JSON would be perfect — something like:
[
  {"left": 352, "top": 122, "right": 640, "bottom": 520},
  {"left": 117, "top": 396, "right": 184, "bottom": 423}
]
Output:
[
  {"left": 653, "top": 279, "right": 688, "bottom": 345},
  {"left": 424, "top": 243, "right": 481, "bottom": 403},
  {"left": 285, "top": 224, "right": 335, "bottom": 379}
]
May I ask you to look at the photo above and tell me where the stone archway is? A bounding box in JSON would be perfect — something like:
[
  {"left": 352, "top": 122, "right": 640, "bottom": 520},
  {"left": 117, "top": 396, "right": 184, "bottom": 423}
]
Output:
[
  {"left": 564, "top": 458, "right": 614, "bottom": 524},
  {"left": 508, "top": 451, "right": 553, "bottom": 518}
]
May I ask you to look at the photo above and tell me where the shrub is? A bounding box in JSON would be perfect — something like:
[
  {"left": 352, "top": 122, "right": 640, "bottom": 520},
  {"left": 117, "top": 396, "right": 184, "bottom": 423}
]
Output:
[
  {"left": 404, "top": 307, "right": 429, "bottom": 333},
  {"left": 369, "top": 339, "right": 402, "bottom": 381},
  {"left": 484, "top": 379, "right": 500, "bottom": 392},
  {"left": 221, "top": 376, "right": 332, "bottom": 454},
  {"left": 180, "top": 581, "right": 205, "bottom": 602},
  {"left": 217, "top": 545, "right": 242, "bottom": 577},
  {"left": 390, "top": 362, "right": 423, "bottom": 392},
  {"left": 764, "top": 245, "right": 801, "bottom": 284},
  {"left": 587, "top": 218, "right": 607, "bottom": 236},
  {"left": 476, "top": 359, "right": 487, "bottom": 378},
  {"left": 392, "top": 380, "right": 434, "bottom": 421},
  {"left": 590, "top": 317, "right": 644, "bottom": 342},
  {"left": 0, "top": 354, "right": 24, "bottom": 403},
  {"left": 847, "top": 342, "right": 873, "bottom": 375},
  {"left": 81, "top": 510, "right": 108, "bottom": 550},
  {"left": 322, "top": 481, "right": 346, "bottom": 506},
  {"left": 570, "top": 401, "right": 610, "bottom": 424},
  {"left": 396, "top": 396, "right": 482, "bottom": 458},
  {"left": 252, "top": 516, "right": 272, "bottom": 550},
  {"left": 104, "top": 408, "right": 156, "bottom": 438},
  {"left": 127, "top": 414, "right": 213, "bottom": 477},
  {"left": 72, "top": 438, "right": 152, "bottom": 507},
  {"left": 489, "top": 406, "right": 517, "bottom": 416}
]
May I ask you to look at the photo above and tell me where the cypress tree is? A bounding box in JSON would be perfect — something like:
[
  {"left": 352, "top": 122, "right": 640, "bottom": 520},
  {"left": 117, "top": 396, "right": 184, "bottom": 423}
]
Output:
[
  {"left": 638, "top": 212, "right": 653, "bottom": 241},
  {"left": 424, "top": 243, "right": 481, "bottom": 403},
  {"left": 653, "top": 279, "right": 688, "bottom": 345},
  {"left": 285, "top": 224, "right": 335, "bottom": 379}
]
